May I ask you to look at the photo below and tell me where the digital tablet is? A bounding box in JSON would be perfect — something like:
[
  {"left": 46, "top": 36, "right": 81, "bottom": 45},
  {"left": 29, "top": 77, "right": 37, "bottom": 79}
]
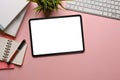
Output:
[{"left": 29, "top": 15, "right": 85, "bottom": 57}]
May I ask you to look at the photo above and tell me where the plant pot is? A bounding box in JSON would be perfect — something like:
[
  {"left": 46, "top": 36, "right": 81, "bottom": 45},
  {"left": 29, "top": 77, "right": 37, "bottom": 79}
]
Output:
[{"left": 43, "top": 11, "right": 52, "bottom": 17}]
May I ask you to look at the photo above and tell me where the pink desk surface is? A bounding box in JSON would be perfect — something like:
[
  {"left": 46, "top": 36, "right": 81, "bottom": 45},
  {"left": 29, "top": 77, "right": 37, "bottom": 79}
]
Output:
[{"left": 0, "top": 2, "right": 120, "bottom": 80}]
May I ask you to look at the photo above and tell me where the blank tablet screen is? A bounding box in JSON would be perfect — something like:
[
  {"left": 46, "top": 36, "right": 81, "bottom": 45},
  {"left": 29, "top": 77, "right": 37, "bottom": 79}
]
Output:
[{"left": 29, "top": 15, "right": 84, "bottom": 56}]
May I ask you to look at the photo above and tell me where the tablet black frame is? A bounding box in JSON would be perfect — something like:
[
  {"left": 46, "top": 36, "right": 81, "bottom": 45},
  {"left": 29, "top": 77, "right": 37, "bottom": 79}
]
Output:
[{"left": 29, "top": 15, "right": 85, "bottom": 57}]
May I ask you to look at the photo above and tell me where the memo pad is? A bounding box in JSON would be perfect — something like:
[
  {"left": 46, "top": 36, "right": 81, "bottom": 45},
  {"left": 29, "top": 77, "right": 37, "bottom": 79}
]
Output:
[{"left": 29, "top": 15, "right": 85, "bottom": 56}]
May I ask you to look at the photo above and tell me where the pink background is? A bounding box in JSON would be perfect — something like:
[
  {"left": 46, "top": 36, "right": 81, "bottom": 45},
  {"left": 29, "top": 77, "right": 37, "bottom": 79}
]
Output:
[{"left": 0, "top": 2, "right": 120, "bottom": 80}]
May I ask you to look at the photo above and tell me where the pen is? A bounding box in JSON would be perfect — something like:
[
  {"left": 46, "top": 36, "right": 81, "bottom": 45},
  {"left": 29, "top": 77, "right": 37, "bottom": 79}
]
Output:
[{"left": 7, "top": 39, "right": 26, "bottom": 64}]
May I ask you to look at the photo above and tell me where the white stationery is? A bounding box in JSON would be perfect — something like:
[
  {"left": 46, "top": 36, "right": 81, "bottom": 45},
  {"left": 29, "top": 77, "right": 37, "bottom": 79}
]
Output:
[
  {"left": 4, "top": 7, "right": 27, "bottom": 37},
  {"left": 0, "top": 0, "right": 28, "bottom": 30}
]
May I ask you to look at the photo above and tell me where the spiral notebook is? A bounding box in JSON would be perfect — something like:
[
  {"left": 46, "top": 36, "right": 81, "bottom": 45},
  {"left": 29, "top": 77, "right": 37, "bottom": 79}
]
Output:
[{"left": 0, "top": 37, "right": 27, "bottom": 66}]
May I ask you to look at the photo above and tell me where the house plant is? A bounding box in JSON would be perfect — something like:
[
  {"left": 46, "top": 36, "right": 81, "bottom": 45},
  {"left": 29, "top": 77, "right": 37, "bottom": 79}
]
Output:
[{"left": 28, "top": 0, "right": 63, "bottom": 16}]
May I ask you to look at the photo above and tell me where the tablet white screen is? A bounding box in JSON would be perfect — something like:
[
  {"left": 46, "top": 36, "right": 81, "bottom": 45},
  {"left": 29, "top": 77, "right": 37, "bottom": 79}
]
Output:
[{"left": 30, "top": 15, "right": 84, "bottom": 56}]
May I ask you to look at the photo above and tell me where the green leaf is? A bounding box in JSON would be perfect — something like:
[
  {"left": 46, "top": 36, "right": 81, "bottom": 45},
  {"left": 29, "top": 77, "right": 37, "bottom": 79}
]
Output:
[
  {"left": 29, "top": 0, "right": 64, "bottom": 13},
  {"left": 34, "top": 6, "right": 43, "bottom": 13}
]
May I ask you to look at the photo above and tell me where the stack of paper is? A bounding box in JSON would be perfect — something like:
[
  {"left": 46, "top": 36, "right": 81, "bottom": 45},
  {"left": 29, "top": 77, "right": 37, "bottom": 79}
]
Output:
[
  {"left": 0, "top": 0, "right": 29, "bottom": 37},
  {"left": 0, "top": 0, "right": 28, "bottom": 70}
]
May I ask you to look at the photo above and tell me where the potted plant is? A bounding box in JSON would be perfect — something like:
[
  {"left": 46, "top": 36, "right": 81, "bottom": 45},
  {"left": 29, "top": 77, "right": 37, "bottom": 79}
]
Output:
[{"left": 28, "top": 0, "right": 64, "bottom": 17}]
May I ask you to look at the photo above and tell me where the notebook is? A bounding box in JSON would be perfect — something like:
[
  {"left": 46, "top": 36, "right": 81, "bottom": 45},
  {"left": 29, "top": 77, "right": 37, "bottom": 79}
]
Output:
[
  {"left": 0, "top": 37, "right": 27, "bottom": 66},
  {"left": 3, "top": 7, "right": 27, "bottom": 37},
  {"left": 29, "top": 15, "right": 85, "bottom": 56},
  {"left": 0, "top": 0, "right": 28, "bottom": 30}
]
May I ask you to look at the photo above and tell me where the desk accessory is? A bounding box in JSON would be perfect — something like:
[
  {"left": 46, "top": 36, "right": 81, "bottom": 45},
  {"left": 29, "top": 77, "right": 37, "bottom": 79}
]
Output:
[
  {"left": 65, "top": 0, "right": 120, "bottom": 20},
  {"left": 3, "top": 7, "right": 27, "bottom": 37},
  {"left": 29, "top": 15, "right": 85, "bottom": 56},
  {"left": 8, "top": 40, "right": 26, "bottom": 64},
  {"left": 0, "top": 37, "right": 27, "bottom": 66},
  {"left": 28, "top": 0, "right": 63, "bottom": 17},
  {"left": 0, "top": 0, "right": 28, "bottom": 31}
]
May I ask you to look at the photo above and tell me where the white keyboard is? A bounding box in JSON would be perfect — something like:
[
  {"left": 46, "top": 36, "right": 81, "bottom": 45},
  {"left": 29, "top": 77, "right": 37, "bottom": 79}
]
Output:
[{"left": 65, "top": 0, "right": 120, "bottom": 20}]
